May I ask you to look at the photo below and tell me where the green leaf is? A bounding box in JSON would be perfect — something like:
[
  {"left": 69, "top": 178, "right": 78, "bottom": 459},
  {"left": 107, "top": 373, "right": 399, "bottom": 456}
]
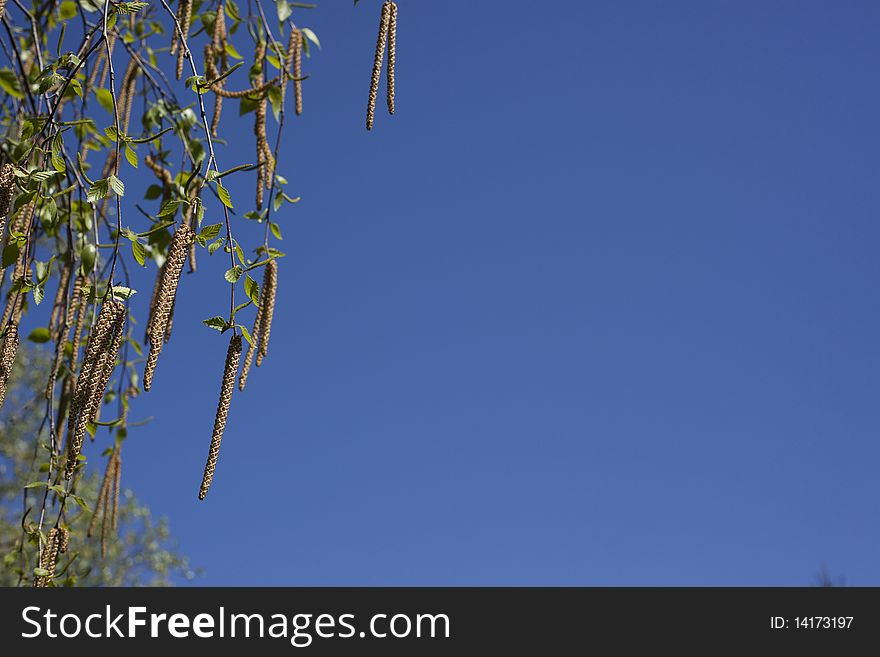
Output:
[
  {"left": 145, "top": 184, "right": 163, "bottom": 200},
  {"left": 24, "top": 481, "right": 48, "bottom": 489},
  {"left": 60, "top": 1, "right": 78, "bottom": 19},
  {"left": 112, "top": 285, "right": 137, "bottom": 299},
  {"left": 217, "top": 184, "right": 233, "bottom": 209},
  {"left": 277, "top": 0, "right": 292, "bottom": 22},
  {"left": 51, "top": 133, "right": 66, "bottom": 172},
  {"left": 269, "top": 221, "right": 283, "bottom": 240},
  {"left": 33, "top": 285, "right": 44, "bottom": 306},
  {"left": 224, "top": 265, "right": 243, "bottom": 283},
  {"left": 239, "top": 324, "right": 254, "bottom": 348},
  {"left": 208, "top": 238, "right": 224, "bottom": 255},
  {"left": 273, "top": 191, "right": 284, "bottom": 212},
  {"left": 157, "top": 200, "right": 181, "bottom": 217},
  {"left": 0, "top": 68, "right": 24, "bottom": 99},
  {"left": 224, "top": 43, "right": 242, "bottom": 60},
  {"left": 244, "top": 274, "right": 260, "bottom": 304},
  {"left": 202, "top": 316, "right": 228, "bottom": 331},
  {"left": 234, "top": 242, "right": 246, "bottom": 266},
  {"left": 108, "top": 175, "right": 125, "bottom": 197},
  {"left": 198, "top": 223, "right": 222, "bottom": 241},
  {"left": 125, "top": 143, "right": 138, "bottom": 168},
  {"left": 267, "top": 84, "right": 282, "bottom": 122},
  {"left": 27, "top": 327, "right": 52, "bottom": 343},
  {"left": 33, "top": 567, "right": 50, "bottom": 578},
  {"left": 86, "top": 178, "right": 110, "bottom": 203},
  {"left": 114, "top": 1, "right": 149, "bottom": 14},
  {"left": 130, "top": 239, "right": 147, "bottom": 266},
  {"left": 301, "top": 27, "right": 321, "bottom": 50},
  {"left": 80, "top": 243, "right": 98, "bottom": 274},
  {"left": 95, "top": 87, "right": 115, "bottom": 113},
  {"left": 239, "top": 96, "right": 257, "bottom": 116},
  {"left": 1, "top": 244, "right": 19, "bottom": 268},
  {"left": 72, "top": 495, "right": 90, "bottom": 512}
]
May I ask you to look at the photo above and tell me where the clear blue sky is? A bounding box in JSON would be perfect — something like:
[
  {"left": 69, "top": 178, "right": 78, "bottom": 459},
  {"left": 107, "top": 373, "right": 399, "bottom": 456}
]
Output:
[{"left": 110, "top": 0, "right": 879, "bottom": 585}]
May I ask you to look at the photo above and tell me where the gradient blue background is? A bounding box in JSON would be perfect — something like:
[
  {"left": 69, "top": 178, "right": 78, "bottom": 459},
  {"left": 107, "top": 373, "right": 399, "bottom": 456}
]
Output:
[{"left": 103, "top": 0, "right": 879, "bottom": 585}]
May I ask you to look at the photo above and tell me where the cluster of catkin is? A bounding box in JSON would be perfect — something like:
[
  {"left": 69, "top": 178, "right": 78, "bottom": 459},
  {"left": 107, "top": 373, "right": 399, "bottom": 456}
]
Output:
[
  {"left": 144, "top": 223, "right": 192, "bottom": 391},
  {"left": 239, "top": 258, "right": 277, "bottom": 390},
  {"left": 199, "top": 333, "right": 242, "bottom": 500},
  {"left": 88, "top": 445, "right": 123, "bottom": 558},
  {"left": 34, "top": 527, "right": 70, "bottom": 587},
  {"left": 170, "top": 0, "right": 193, "bottom": 80},
  {"left": 366, "top": 1, "right": 398, "bottom": 131},
  {"left": 65, "top": 299, "right": 126, "bottom": 480}
]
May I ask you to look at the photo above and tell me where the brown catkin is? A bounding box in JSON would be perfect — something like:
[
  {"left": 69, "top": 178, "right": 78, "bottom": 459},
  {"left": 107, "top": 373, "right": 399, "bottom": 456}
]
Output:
[
  {"left": 0, "top": 0, "right": 7, "bottom": 21},
  {"left": 165, "top": 297, "right": 176, "bottom": 344},
  {"left": 213, "top": 77, "right": 280, "bottom": 99},
  {"left": 184, "top": 185, "right": 198, "bottom": 273},
  {"left": 144, "top": 262, "right": 163, "bottom": 343},
  {"left": 283, "top": 27, "right": 303, "bottom": 115},
  {"left": 144, "top": 224, "right": 192, "bottom": 391},
  {"left": 386, "top": 1, "right": 397, "bottom": 115},
  {"left": 366, "top": 2, "right": 391, "bottom": 131},
  {"left": 48, "top": 256, "right": 73, "bottom": 338},
  {"left": 57, "top": 527, "right": 70, "bottom": 554},
  {"left": 119, "top": 56, "right": 140, "bottom": 133},
  {"left": 211, "top": 91, "right": 223, "bottom": 137},
  {"left": 0, "top": 323, "right": 19, "bottom": 410},
  {"left": 111, "top": 448, "right": 121, "bottom": 531},
  {"left": 175, "top": 0, "right": 192, "bottom": 79},
  {"left": 238, "top": 291, "right": 264, "bottom": 391},
  {"left": 35, "top": 528, "right": 62, "bottom": 587},
  {"left": 65, "top": 300, "right": 125, "bottom": 479},
  {"left": 56, "top": 373, "right": 73, "bottom": 436},
  {"left": 255, "top": 259, "right": 277, "bottom": 367},
  {"left": 88, "top": 450, "right": 114, "bottom": 537},
  {"left": 254, "top": 42, "right": 269, "bottom": 208},
  {"left": 199, "top": 333, "right": 242, "bottom": 500},
  {"left": 45, "top": 266, "right": 75, "bottom": 401},
  {"left": 0, "top": 163, "right": 14, "bottom": 229},
  {"left": 144, "top": 154, "right": 174, "bottom": 192}
]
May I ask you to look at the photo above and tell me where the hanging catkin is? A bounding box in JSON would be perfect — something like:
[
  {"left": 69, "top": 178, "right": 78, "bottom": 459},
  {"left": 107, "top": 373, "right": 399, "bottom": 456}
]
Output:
[
  {"left": 65, "top": 300, "right": 125, "bottom": 480},
  {"left": 144, "top": 154, "right": 174, "bottom": 203},
  {"left": 0, "top": 323, "right": 19, "bottom": 410},
  {"left": 119, "top": 56, "right": 140, "bottom": 134},
  {"left": 88, "top": 449, "right": 115, "bottom": 538},
  {"left": 199, "top": 333, "right": 242, "bottom": 500},
  {"left": 111, "top": 447, "right": 122, "bottom": 531},
  {"left": 209, "top": 7, "right": 228, "bottom": 136},
  {"left": 0, "top": 0, "right": 7, "bottom": 21},
  {"left": 386, "top": 1, "right": 397, "bottom": 115},
  {"left": 45, "top": 263, "right": 75, "bottom": 401},
  {"left": 144, "top": 261, "right": 163, "bottom": 344},
  {"left": 253, "top": 42, "right": 271, "bottom": 208},
  {"left": 366, "top": 1, "right": 392, "bottom": 131},
  {"left": 48, "top": 255, "right": 73, "bottom": 338},
  {"left": 144, "top": 224, "right": 192, "bottom": 391},
  {"left": 238, "top": 299, "right": 262, "bottom": 391},
  {"left": 173, "top": 0, "right": 192, "bottom": 80},
  {"left": 284, "top": 26, "right": 303, "bottom": 116},
  {"left": 0, "top": 163, "right": 14, "bottom": 234},
  {"left": 184, "top": 184, "right": 198, "bottom": 272},
  {"left": 256, "top": 259, "right": 277, "bottom": 367},
  {"left": 34, "top": 527, "right": 67, "bottom": 587}
]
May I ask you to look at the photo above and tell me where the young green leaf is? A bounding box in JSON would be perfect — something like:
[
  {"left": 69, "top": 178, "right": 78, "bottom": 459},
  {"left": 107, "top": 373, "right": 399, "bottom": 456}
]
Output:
[{"left": 203, "top": 316, "right": 228, "bottom": 331}]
